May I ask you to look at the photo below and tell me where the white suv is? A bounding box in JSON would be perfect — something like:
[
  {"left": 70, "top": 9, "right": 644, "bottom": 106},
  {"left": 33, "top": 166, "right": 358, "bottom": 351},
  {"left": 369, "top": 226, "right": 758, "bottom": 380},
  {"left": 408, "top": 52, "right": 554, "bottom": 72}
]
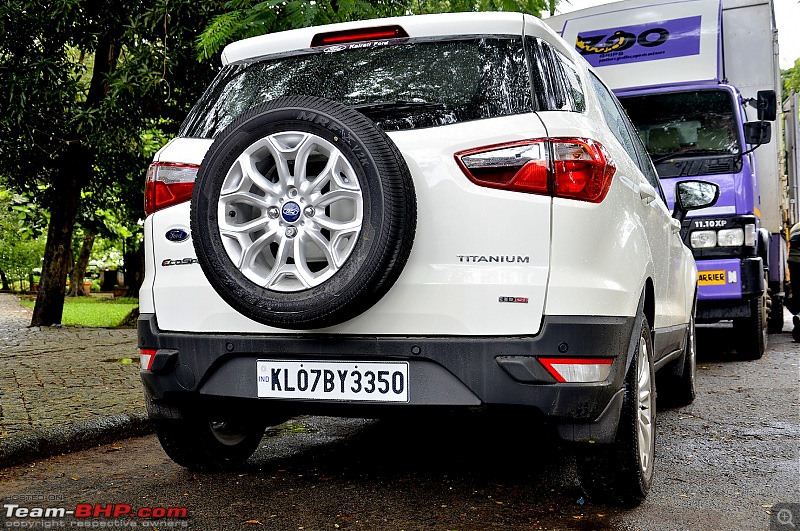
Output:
[{"left": 139, "top": 12, "right": 718, "bottom": 504}]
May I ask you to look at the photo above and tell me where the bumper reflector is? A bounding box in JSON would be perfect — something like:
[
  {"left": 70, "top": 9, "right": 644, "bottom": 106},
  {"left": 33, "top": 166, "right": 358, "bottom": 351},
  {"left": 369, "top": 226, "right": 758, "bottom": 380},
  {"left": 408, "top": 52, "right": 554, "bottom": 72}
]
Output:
[
  {"left": 140, "top": 349, "right": 157, "bottom": 371},
  {"left": 538, "top": 357, "right": 613, "bottom": 383}
]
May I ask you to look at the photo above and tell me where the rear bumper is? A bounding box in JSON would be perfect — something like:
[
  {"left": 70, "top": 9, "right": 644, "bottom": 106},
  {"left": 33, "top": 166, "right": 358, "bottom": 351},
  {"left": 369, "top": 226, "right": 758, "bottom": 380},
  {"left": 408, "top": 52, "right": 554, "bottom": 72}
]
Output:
[{"left": 138, "top": 313, "right": 635, "bottom": 443}]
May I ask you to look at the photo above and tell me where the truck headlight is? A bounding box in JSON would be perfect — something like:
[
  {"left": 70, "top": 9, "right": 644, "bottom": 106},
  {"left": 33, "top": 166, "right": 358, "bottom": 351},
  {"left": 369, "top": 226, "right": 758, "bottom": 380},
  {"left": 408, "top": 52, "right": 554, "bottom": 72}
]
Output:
[
  {"left": 691, "top": 230, "right": 717, "bottom": 248},
  {"left": 717, "top": 228, "right": 744, "bottom": 247}
]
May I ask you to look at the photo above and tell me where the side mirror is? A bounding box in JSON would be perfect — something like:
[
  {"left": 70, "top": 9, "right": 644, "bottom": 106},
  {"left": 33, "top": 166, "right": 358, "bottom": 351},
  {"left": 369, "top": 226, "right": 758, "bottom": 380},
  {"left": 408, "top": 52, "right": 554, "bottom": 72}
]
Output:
[
  {"left": 757, "top": 90, "right": 776, "bottom": 121},
  {"left": 744, "top": 121, "right": 771, "bottom": 145},
  {"left": 672, "top": 180, "right": 720, "bottom": 222}
]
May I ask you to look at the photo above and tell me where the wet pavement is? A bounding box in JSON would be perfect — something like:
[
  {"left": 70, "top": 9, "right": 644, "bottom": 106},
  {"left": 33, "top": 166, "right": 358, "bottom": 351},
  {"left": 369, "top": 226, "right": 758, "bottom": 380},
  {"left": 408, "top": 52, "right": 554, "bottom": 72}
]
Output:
[
  {"left": 0, "top": 292, "right": 797, "bottom": 528},
  {"left": 0, "top": 293, "right": 148, "bottom": 467}
]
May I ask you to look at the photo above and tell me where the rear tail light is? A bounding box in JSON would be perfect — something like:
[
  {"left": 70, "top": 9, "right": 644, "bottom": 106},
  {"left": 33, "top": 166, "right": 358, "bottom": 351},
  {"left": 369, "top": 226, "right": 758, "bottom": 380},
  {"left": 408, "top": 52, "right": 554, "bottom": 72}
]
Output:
[
  {"left": 311, "top": 25, "right": 409, "bottom": 47},
  {"left": 140, "top": 349, "right": 157, "bottom": 371},
  {"left": 455, "top": 138, "right": 616, "bottom": 203},
  {"left": 538, "top": 357, "right": 614, "bottom": 383},
  {"left": 144, "top": 162, "right": 199, "bottom": 216}
]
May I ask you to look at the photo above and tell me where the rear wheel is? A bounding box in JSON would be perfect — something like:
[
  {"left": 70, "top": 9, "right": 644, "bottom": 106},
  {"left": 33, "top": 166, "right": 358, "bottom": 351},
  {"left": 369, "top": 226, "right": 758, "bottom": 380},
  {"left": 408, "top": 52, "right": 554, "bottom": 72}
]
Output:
[
  {"left": 191, "top": 95, "right": 416, "bottom": 329},
  {"left": 659, "top": 306, "right": 696, "bottom": 408},
  {"left": 147, "top": 398, "right": 268, "bottom": 472},
  {"left": 576, "top": 314, "right": 655, "bottom": 505}
]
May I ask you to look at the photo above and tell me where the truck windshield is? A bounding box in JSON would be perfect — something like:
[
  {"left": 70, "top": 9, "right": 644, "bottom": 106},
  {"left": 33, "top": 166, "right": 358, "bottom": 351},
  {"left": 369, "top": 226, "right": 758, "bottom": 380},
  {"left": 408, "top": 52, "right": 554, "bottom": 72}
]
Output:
[{"left": 618, "top": 90, "right": 740, "bottom": 163}]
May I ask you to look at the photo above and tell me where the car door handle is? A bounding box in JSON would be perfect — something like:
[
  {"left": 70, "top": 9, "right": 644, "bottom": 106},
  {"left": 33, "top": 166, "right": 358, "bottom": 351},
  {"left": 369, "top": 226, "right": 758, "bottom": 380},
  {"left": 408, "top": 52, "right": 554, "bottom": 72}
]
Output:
[
  {"left": 639, "top": 183, "right": 657, "bottom": 205},
  {"left": 670, "top": 218, "right": 682, "bottom": 234}
]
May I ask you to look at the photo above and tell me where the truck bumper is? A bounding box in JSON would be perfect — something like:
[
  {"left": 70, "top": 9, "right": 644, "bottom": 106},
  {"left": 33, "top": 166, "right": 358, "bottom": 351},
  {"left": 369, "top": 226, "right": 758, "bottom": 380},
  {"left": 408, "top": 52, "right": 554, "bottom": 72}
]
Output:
[
  {"left": 697, "top": 257, "right": 763, "bottom": 320},
  {"left": 138, "top": 313, "right": 636, "bottom": 444}
]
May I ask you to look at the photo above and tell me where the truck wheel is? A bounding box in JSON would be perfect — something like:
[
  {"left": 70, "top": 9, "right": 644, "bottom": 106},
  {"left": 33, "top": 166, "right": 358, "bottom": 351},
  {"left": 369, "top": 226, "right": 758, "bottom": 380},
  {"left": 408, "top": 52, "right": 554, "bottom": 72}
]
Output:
[
  {"left": 658, "top": 304, "right": 696, "bottom": 408},
  {"left": 191, "top": 95, "right": 416, "bottom": 329},
  {"left": 576, "top": 314, "right": 655, "bottom": 505},
  {"left": 733, "top": 274, "right": 767, "bottom": 360},
  {"left": 767, "top": 288, "right": 784, "bottom": 333}
]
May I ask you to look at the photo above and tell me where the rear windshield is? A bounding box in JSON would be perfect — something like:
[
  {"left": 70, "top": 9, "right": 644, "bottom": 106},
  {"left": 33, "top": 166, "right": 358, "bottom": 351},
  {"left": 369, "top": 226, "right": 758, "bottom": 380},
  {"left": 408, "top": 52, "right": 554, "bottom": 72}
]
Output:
[{"left": 180, "top": 37, "right": 533, "bottom": 137}]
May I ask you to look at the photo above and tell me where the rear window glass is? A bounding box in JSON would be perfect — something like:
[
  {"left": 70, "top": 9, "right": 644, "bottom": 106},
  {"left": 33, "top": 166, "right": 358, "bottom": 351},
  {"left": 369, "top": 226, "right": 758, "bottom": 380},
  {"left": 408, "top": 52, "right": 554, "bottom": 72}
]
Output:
[{"left": 180, "top": 37, "right": 533, "bottom": 137}]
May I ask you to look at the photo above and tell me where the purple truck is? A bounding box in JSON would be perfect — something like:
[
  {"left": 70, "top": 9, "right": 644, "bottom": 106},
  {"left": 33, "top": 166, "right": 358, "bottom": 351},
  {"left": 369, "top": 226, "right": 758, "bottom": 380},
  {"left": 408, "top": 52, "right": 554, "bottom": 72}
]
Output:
[{"left": 547, "top": 0, "right": 798, "bottom": 359}]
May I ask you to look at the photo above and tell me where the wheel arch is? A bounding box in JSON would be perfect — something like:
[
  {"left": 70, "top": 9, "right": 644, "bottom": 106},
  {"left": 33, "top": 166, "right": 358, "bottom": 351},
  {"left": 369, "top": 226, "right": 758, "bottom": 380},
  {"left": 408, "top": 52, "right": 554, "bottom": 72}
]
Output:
[
  {"left": 624, "top": 285, "right": 652, "bottom": 375},
  {"left": 643, "top": 278, "right": 655, "bottom": 338}
]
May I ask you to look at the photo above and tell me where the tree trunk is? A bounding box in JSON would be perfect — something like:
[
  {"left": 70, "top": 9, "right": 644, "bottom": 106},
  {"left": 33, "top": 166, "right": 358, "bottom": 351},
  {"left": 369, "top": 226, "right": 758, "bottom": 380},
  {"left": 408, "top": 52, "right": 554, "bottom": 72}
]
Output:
[
  {"left": 123, "top": 243, "right": 145, "bottom": 297},
  {"left": 68, "top": 232, "right": 96, "bottom": 297},
  {"left": 30, "top": 31, "right": 120, "bottom": 326},
  {"left": 31, "top": 164, "right": 85, "bottom": 326},
  {"left": 0, "top": 269, "right": 9, "bottom": 291}
]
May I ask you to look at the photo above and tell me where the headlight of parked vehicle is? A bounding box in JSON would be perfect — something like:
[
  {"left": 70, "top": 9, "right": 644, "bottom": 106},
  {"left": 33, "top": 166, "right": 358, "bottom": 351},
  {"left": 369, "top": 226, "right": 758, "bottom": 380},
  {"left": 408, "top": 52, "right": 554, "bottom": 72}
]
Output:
[
  {"left": 716, "top": 228, "right": 744, "bottom": 247},
  {"left": 691, "top": 223, "right": 756, "bottom": 249},
  {"left": 690, "top": 230, "right": 717, "bottom": 248}
]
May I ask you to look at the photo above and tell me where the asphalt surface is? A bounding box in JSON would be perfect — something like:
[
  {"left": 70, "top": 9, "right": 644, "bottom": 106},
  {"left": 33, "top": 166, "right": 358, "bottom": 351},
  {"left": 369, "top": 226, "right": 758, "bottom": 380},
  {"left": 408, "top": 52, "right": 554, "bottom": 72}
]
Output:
[
  {"left": 0, "top": 331, "right": 796, "bottom": 530},
  {"left": 0, "top": 293, "right": 149, "bottom": 468},
  {"left": 0, "top": 292, "right": 797, "bottom": 530}
]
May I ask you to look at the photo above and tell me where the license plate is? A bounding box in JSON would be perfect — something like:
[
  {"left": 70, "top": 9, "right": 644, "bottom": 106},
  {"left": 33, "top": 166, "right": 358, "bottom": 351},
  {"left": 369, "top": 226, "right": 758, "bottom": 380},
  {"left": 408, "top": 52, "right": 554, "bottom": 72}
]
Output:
[
  {"left": 698, "top": 270, "right": 726, "bottom": 285},
  {"left": 256, "top": 360, "right": 409, "bottom": 402}
]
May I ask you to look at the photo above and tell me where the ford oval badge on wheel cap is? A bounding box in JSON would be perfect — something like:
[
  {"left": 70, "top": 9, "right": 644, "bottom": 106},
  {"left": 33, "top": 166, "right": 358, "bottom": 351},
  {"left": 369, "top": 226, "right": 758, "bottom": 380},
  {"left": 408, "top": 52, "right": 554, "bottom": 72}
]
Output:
[{"left": 281, "top": 201, "right": 301, "bottom": 223}]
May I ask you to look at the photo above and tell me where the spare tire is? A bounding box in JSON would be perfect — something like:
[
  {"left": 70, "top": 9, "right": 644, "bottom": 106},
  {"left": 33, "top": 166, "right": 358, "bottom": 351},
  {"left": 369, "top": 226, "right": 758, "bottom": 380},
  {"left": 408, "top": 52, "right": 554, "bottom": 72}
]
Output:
[{"left": 191, "top": 95, "right": 416, "bottom": 329}]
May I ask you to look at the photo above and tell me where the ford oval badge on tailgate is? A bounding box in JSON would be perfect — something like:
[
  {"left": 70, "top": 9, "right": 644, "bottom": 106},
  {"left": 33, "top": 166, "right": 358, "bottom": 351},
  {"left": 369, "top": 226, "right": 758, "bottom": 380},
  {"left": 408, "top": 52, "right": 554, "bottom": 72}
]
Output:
[{"left": 165, "top": 228, "right": 190, "bottom": 243}]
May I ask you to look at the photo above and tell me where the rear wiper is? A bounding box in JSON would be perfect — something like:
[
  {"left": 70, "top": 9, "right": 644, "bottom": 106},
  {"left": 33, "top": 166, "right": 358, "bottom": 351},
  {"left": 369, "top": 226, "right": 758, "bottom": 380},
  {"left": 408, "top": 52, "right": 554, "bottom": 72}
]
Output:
[
  {"left": 652, "top": 149, "right": 730, "bottom": 164},
  {"left": 351, "top": 101, "right": 446, "bottom": 115}
]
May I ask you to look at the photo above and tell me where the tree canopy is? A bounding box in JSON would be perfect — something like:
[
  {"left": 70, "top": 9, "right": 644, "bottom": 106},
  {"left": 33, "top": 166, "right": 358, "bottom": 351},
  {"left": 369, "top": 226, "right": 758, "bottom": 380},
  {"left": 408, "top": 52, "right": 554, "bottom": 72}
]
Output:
[
  {"left": 784, "top": 58, "right": 800, "bottom": 100},
  {"left": 197, "top": 0, "right": 554, "bottom": 60},
  {"left": 0, "top": 0, "right": 222, "bottom": 324}
]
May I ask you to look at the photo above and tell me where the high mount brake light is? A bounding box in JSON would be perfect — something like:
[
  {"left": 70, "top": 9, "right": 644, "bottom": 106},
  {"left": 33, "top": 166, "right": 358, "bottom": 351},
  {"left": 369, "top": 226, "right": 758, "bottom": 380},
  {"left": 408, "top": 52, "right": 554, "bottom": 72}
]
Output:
[
  {"left": 311, "top": 25, "right": 409, "bottom": 47},
  {"left": 538, "top": 357, "right": 614, "bottom": 383},
  {"left": 144, "top": 162, "right": 199, "bottom": 216},
  {"left": 455, "top": 138, "right": 616, "bottom": 203}
]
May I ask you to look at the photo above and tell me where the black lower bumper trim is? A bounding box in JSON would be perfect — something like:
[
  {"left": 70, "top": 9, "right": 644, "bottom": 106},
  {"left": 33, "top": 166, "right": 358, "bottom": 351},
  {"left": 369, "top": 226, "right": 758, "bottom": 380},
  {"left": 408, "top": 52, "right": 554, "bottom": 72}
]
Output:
[{"left": 138, "top": 313, "right": 636, "bottom": 443}]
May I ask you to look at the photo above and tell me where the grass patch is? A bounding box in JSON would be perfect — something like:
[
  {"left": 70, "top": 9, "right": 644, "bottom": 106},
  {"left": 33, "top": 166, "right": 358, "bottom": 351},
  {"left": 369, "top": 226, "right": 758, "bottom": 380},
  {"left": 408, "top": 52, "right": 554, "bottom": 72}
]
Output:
[{"left": 19, "top": 296, "right": 139, "bottom": 328}]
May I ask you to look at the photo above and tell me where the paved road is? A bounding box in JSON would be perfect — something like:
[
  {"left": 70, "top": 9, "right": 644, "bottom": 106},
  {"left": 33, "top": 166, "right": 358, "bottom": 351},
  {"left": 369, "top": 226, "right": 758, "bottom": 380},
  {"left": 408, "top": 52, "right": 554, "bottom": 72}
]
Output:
[
  {"left": 0, "top": 318, "right": 797, "bottom": 530},
  {"left": 0, "top": 294, "right": 148, "bottom": 466}
]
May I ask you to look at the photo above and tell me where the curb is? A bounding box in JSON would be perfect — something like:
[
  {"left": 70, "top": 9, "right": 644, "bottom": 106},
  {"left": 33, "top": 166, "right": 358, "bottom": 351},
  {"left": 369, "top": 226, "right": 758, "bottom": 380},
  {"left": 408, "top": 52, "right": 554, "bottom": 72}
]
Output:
[{"left": 0, "top": 414, "right": 154, "bottom": 469}]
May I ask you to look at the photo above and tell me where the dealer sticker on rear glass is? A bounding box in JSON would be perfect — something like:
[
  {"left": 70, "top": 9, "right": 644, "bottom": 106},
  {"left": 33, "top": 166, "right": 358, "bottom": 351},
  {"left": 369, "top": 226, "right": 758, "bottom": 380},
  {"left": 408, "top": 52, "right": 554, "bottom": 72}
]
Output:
[{"left": 257, "top": 360, "right": 409, "bottom": 402}]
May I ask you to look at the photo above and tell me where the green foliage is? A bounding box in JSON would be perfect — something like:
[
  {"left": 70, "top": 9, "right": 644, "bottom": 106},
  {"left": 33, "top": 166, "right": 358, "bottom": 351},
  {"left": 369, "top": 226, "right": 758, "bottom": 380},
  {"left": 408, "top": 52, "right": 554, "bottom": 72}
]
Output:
[
  {"left": 416, "top": 0, "right": 547, "bottom": 15},
  {"left": 0, "top": 1, "right": 222, "bottom": 231},
  {"left": 197, "top": 0, "right": 554, "bottom": 61},
  {"left": 197, "top": 0, "right": 409, "bottom": 61},
  {"left": 0, "top": 1, "right": 224, "bottom": 323},
  {"left": 18, "top": 296, "right": 139, "bottom": 327},
  {"left": 783, "top": 58, "right": 800, "bottom": 99},
  {"left": 0, "top": 187, "right": 46, "bottom": 290},
  {"left": 88, "top": 237, "right": 126, "bottom": 270}
]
